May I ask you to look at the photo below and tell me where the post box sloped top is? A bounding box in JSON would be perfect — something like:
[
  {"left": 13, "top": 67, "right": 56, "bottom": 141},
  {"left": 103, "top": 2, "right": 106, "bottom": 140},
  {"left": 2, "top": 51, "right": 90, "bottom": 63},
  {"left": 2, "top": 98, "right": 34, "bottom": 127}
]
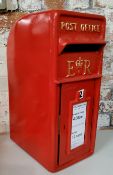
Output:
[
  {"left": 14, "top": 10, "right": 106, "bottom": 48},
  {"left": 17, "top": 10, "right": 106, "bottom": 22},
  {"left": 8, "top": 10, "right": 106, "bottom": 84},
  {"left": 14, "top": 10, "right": 105, "bottom": 53}
]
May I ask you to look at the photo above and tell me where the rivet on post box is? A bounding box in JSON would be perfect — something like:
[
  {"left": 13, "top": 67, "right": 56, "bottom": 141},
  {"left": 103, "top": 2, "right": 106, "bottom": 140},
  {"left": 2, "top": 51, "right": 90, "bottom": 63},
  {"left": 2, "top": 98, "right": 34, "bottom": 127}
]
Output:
[{"left": 7, "top": 10, "right": 106, "bottom": 172}]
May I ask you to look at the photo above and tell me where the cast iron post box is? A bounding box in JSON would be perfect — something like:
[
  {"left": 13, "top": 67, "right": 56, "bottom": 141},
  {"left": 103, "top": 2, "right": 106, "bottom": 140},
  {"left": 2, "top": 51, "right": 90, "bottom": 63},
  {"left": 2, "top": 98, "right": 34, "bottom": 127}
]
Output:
[{"left": 7, "top": 10, "right": 106, "bottom": 172}]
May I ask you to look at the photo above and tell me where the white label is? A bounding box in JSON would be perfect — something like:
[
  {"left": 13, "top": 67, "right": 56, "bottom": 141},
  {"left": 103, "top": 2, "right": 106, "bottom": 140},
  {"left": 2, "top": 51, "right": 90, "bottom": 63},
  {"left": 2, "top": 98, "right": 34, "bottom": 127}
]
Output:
[{"left": 71, "top": 102, "right": 87, "bottom": 149}]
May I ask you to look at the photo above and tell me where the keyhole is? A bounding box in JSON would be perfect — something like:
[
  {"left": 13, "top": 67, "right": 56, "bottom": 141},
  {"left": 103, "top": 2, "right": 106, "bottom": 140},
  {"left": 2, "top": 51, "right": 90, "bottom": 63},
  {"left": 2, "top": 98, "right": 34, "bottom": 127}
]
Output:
[{"left": 79, "top": 89, "right": 84, "bottom": 99}]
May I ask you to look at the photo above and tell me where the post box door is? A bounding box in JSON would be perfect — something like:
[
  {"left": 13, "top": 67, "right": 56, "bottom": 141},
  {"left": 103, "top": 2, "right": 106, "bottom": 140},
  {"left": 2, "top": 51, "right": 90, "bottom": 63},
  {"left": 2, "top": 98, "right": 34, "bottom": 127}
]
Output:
[{"left": 59, "top": 80, "right": 94, "bottom": 165}]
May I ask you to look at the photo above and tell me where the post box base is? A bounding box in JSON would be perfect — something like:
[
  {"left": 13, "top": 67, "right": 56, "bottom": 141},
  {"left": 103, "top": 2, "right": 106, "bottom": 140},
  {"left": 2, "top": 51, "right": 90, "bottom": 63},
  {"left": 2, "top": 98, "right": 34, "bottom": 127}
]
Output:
[
  {"left": 10, "top": 134, "right": 94, "bottom": 172},
  {"left": 51, "top": 151, "right": 94, "bottom": 172}
]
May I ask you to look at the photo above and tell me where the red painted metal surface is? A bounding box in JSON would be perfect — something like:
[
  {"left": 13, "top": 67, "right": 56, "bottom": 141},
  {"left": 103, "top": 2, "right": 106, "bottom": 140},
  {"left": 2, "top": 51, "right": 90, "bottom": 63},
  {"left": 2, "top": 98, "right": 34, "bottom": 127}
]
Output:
[{"left": 7, "top": 10, "right": 106, "bottom": 172}]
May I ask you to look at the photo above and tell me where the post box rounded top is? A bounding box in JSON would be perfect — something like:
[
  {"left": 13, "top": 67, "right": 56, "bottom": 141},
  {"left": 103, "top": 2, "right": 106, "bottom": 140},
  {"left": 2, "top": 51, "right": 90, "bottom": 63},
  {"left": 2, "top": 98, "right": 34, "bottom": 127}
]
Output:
[{"left": 16, "top": 10, "right": 106, "bottom": 23}]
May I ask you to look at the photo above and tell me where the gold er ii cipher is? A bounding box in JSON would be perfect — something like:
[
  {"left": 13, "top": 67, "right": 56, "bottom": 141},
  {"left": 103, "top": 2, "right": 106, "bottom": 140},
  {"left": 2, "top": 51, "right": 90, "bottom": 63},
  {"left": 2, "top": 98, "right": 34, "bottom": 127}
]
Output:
[{"left": 66, "top": 57, "right": 91, "bottom": 77}]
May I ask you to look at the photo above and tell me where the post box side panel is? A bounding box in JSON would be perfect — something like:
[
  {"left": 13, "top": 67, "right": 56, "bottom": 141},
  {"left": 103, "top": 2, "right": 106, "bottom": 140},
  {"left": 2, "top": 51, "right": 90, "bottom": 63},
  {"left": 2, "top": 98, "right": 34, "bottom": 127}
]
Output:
[
  {"left": 59, "top": 80, "right": 95, "bottom": 165},
  {"left": 7, "top": 12, "right": 57, "bottom": 170}
]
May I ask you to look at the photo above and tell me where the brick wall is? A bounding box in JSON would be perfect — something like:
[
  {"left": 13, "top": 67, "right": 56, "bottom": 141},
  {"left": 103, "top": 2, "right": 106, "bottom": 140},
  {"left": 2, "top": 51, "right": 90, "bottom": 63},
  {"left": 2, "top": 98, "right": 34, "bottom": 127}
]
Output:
[{"left": 0, "top": 0, "right": 113, "bottom": 133}]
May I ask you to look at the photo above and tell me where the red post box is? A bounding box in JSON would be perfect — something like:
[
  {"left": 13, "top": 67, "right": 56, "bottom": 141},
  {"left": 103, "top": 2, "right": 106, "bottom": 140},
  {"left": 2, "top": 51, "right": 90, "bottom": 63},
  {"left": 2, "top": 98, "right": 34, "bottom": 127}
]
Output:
[{"left": 7, "top": 10, "right": 106, "bottom": 172}]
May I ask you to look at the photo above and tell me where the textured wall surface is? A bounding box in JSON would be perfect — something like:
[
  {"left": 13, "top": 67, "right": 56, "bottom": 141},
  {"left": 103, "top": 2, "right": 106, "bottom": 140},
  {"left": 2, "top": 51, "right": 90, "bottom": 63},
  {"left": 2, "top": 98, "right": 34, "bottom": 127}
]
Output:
[{"left": 0, "top": 0, "right": 113, "bottom": 133}]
